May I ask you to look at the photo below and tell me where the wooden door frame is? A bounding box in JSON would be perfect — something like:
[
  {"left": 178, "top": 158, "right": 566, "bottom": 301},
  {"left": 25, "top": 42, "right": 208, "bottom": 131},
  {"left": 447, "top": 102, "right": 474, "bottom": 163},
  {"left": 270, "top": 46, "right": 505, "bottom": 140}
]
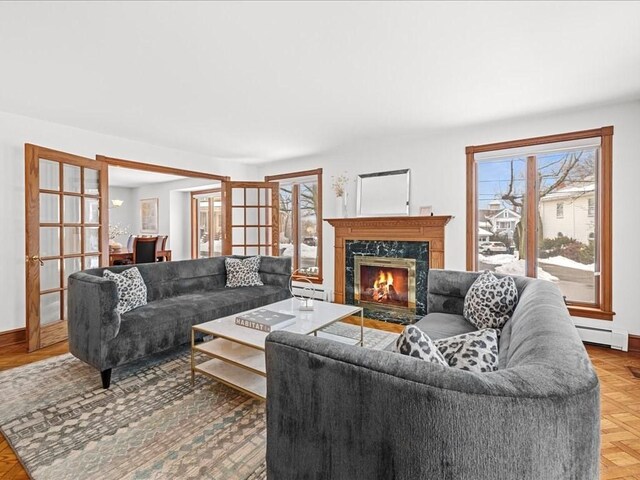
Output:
[
  {"left": 25, "top": 144, "right": 109, "bottom": 351},
  {"left": 190, "top": 188, "right": 222, "bottom": 259}
]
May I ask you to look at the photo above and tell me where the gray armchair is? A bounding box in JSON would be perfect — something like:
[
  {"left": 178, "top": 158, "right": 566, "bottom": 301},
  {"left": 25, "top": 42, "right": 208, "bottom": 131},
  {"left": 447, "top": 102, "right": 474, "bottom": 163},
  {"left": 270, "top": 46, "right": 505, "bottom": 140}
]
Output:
[{"left": 265, "top": 269, "right": 600, "bottom": 479}]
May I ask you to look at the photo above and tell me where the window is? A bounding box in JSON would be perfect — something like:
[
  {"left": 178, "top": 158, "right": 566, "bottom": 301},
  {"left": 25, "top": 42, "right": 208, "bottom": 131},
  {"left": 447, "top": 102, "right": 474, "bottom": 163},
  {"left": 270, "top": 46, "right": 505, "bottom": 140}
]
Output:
[
  {"left": 265, "top": 169, "right": 323, "bottom": 282},
  {"left": 588, "top": 198, "right": 595, "bottom": 217},
  {"left": 191, "top": 189, "right": 222, "bottom": 258},
  {"left": 466, "top": 126, "right": 613, "bottom": 320}
]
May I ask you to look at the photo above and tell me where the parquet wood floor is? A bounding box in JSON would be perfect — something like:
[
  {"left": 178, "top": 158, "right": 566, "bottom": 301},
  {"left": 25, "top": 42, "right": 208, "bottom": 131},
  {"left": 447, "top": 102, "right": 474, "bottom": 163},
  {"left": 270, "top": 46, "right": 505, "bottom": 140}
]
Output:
[{"left": 1, "top": 323, "right": 640, "bottom": 479}]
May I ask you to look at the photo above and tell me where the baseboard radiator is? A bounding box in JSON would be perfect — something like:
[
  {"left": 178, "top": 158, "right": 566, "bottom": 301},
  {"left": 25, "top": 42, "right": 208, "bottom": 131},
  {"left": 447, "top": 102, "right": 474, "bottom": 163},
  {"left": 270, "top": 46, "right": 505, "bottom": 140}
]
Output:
[
  {"left": 291, "top": 282, "right": 328, "bottom": 301},
  {"left": 575, "top": 324, "right": 628, "bottom": 351}
]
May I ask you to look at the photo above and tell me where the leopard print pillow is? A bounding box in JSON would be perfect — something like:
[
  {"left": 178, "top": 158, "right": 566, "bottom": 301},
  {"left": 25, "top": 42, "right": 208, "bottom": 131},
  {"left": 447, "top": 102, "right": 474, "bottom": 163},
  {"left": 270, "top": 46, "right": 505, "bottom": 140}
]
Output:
[
  {"left": 463, "top": 271, "right": 518, "bottom": 329},
  {"left": 225, "top": 256, "right": 264, "bottom": 288},
  {"left": 103, "top": 267, "right": 147, "bottom": 314},
  {"left": 434, "top": 329, "right": 499, "bottom": 373},
  {"left": 393, "top": 326, "right": 448, "bottom": 367}
]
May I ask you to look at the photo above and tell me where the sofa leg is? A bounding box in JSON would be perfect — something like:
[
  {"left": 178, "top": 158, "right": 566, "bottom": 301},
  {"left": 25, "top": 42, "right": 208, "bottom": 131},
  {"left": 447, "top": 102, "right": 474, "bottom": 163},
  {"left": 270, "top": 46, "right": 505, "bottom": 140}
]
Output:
[{"left": 101, "top": 369, "right": 112, "bottom": 389}]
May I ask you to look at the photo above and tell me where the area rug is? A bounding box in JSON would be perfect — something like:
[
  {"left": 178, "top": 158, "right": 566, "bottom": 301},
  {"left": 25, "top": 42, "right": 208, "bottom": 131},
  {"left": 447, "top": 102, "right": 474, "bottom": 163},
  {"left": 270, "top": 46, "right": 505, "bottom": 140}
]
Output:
[{"left": 0, "top": 323, "right": 398, "bottom": 480}]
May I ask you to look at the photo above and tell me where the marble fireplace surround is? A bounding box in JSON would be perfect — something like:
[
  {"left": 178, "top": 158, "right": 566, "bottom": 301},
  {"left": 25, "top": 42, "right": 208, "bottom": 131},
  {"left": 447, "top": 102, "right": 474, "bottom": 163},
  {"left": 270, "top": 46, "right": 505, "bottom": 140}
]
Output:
[{"left": 325, "top": 216, "right": 453, "bottom": 324}]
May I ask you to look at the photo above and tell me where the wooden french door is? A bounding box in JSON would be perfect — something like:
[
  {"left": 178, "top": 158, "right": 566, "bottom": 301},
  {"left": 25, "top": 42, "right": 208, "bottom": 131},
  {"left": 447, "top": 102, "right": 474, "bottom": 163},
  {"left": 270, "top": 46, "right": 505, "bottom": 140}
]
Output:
[
  {"left": 25, "top": 145, "right": 109, "bottom": 351},
  {"left": 222, "top": 181, "right": 280, "bottom": 256}
]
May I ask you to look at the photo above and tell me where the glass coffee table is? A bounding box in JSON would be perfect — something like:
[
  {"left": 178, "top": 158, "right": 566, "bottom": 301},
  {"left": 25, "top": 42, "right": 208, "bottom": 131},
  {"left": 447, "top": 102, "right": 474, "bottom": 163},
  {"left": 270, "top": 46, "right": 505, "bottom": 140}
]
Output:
[{"left": 191, "top": 298, "right": 364, "bottom": 400}]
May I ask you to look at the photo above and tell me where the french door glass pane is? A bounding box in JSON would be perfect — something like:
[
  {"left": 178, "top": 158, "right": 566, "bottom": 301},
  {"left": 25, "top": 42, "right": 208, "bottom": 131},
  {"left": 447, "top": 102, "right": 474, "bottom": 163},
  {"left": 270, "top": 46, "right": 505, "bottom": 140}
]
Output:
[
  {"left": 85, "top": 197, "right": 100, "bottom": 223},
  {"left": 232, "top": 246, "right": 245, "bottom": 255},
  {"left": 245, "top": 188, "right": 258, "bottom": 205},
  {"left": 64, "top": 195, "right": 81, "bottom": 223},
  {"left": 40, "top": 227, "right": 60, "bottom": 257},
  {"left": 84, "top": 168, "right": 99, "bottom": 195},
  {"left": 536, "top": 148, "right": 598, "bottom": 303},
  {"left": 232, "top": 188, "right": 244, "bottom": 205},
  {"left": 85, "top": 227, "right": 100, "bottom": 253},
  {"left": 39, "top": 159, "right": 59, "bottom": 190},
  {"left": 40, "top": 193, "right": 60, "bottom": 223},
  {"left": 232, "top": 207, "right": 244, "bottom": 224},
  {"left": 40, "top": 259, "right": 61, "bottom": 291},
  {"left": 64, "top": 257, "right": 82, "bottom": 287},
  {"left": 245, "top": 208, "right": 259, "bottom": 225},
  {"left": 40, "top": 292, "right": 61, "bottom": 325},
  {"left": 85, "top": 255, "right": 100, "bottom": 269},
  {"left": 64, "top": 227, "right": 82, "bottom": 254},
  {"left": 245, "top": 227, "right": 259, "bottom": 245},
  {"left": 232, "top": 227, "right": 245, "bottom": 244},
  {"left": 476, "top": 157, "right": 526, "bottom": 276},
  {"left": 63, "top": 165, "right": 81, "bottom": 193}
]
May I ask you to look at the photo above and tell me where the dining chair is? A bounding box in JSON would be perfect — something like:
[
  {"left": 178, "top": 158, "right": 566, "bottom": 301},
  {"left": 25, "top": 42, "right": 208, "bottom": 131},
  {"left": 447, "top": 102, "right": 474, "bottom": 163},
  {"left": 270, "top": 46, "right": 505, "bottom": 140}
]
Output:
[
  {"left": 156, "top": 235, "right": 169, "bottom": 262},
  {"left": 132, "top": 236, "right": 159, "bottom": 264}
]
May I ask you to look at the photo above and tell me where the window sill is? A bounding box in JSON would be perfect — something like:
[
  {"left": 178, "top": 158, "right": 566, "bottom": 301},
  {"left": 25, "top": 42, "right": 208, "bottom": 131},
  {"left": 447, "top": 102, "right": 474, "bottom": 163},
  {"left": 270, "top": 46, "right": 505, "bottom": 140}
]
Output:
[
  {"left": 292, "top": 275, "right": 323, "bottom": 285},
  {"left": 568, "top": 305, "right": 614, "bottom": 321}
]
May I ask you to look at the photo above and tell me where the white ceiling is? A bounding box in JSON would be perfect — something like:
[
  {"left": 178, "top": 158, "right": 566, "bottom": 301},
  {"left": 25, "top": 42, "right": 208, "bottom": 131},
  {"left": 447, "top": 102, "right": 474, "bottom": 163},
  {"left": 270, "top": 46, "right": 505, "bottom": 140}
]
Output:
[
  {"left": 1, "top": 2, "right": 639, "bottom": 164},
  {"left": 108, "top": 166, "right": 186, "bottom": 188}
]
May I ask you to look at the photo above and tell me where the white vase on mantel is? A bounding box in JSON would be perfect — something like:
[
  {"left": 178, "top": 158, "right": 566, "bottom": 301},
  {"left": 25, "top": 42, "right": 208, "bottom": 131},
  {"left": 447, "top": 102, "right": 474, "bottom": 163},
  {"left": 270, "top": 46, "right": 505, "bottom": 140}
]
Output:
[{"left": 335, "top": 193, "right": 348, "bottom": 218}]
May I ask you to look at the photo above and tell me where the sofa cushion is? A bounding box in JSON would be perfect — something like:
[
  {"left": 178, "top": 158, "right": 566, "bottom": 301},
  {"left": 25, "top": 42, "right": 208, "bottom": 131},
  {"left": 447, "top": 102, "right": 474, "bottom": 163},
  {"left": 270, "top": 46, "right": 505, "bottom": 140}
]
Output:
[
  {"left": 225, "top": 256, "right": 264, "bottom": 287},
  {"left": 414, "top": 312, "right": 476, "bottom": 340},
  {"left": 434, "top": 329, "right": 500, "bottom": 373},
  {"left": 120, "top": 285, "right": 289, "bottom": 328},
  {"left": 103, "top": 267, "right": 147, "bottom": 314},
  {"left": 393, "top": 326, "right": 448, "bottom": 366},
  {"left": 463, "top": 271, "right": 518, "bottom": 329}
]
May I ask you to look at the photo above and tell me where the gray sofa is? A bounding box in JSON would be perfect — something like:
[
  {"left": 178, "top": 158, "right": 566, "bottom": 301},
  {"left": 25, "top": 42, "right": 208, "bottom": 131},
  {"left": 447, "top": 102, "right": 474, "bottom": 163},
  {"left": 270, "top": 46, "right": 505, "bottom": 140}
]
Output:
[
  {"left": 265, "top": 269, "right": 600, "bottom": 479},
  {"left": 68, "top": 255, "right": 291, "bottom": 388}
]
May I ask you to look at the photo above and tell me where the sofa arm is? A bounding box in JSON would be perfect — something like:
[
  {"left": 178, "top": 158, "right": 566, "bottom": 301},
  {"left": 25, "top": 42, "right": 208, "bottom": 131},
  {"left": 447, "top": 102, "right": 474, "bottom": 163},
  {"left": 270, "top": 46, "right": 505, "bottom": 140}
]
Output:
[
  {"left": 67, "top": 272, "right": 121, "bottom": 369},
  {"left": 265, "top": 331, "right": 599, "bottom": 480}
]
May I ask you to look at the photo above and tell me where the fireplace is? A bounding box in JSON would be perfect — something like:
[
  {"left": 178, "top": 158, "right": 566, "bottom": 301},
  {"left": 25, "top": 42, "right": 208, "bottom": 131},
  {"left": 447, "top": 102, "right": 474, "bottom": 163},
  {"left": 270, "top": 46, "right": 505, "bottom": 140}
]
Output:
[
  {"left": 326, "top": 215, "right": 452, "bottom": 324},
  {"left": 354, "top": 256, "right": 416, "bottom": 315}
]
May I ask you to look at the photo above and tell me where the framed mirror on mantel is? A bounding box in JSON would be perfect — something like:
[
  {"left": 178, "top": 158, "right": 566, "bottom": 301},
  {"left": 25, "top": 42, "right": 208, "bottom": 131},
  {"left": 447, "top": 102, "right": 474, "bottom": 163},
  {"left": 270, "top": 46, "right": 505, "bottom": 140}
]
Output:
[{"left": 356, "top": 169, "right": 410, "bottom": 217}]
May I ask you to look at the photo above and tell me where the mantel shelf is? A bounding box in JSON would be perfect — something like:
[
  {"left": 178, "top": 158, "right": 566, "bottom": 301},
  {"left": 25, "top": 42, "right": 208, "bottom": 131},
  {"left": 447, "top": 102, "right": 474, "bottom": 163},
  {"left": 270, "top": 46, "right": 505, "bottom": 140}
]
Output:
[{"left": 325, "top": 215, "right": 453, "bottom": 229}]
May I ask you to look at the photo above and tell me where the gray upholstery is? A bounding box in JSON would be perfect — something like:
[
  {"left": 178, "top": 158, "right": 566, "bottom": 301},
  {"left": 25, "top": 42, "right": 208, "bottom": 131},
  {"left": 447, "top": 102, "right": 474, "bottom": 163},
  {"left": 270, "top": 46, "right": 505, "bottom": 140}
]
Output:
[
  {"left": 68, "top": 256, "right": 291, "bottom": 379},
  {"left": 265, "top": 269, "right": 599, "bottom": 479}
]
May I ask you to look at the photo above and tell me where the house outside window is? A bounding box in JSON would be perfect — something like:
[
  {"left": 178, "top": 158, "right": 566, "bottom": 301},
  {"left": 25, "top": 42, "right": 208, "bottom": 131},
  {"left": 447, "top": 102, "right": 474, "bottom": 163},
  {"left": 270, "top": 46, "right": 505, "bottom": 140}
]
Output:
[
  {"left": 265, "top": 169, "right": 323, "bottom": 282},
  {"left": 466, "top": 126, "right": 614, "bottom": 320}
]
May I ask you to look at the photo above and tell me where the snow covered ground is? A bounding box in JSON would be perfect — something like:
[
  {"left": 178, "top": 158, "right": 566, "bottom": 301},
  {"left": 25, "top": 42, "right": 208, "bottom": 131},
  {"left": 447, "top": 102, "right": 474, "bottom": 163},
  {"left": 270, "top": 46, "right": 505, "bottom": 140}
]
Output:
[
  {"left": 479, "top": 254, "right": 559, "bottom": 282},
  {"left": 280, "top": 243, "right": 318, "bottom": 259},
  {"left": 538, "top": 256, "right": 594, "bottom": 272},
  {"left": 494, "top": 259, "right": 559, "bottom": 282}
]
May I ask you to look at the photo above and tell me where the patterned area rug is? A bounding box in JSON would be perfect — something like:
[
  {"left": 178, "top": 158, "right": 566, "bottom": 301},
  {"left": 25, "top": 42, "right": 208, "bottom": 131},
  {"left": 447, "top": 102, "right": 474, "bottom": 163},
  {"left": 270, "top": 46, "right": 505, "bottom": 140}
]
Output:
[{"left": 0, "top": 323, "right": 397, "bottom": 479}]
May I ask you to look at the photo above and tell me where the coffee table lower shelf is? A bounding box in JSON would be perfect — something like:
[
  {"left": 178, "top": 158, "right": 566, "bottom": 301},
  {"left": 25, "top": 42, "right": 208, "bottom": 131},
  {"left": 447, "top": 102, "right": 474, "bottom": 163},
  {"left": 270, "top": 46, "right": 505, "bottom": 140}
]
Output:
[{"left": 195, "top": 358, "right": 267, "bottom": 400}]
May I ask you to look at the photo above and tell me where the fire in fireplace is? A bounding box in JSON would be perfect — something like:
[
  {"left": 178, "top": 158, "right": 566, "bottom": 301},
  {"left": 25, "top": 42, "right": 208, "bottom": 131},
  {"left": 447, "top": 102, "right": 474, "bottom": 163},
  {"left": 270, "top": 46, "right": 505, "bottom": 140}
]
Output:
[{"left": 354, "top": 256, "right": 417, "bottom": 314}]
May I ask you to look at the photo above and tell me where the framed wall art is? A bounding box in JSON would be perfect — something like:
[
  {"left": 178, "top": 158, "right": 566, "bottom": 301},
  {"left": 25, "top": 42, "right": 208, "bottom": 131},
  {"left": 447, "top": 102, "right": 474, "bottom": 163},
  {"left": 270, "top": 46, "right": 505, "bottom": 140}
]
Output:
[{"left": 140, "top": 198, "right": 159, "bottom": 233}]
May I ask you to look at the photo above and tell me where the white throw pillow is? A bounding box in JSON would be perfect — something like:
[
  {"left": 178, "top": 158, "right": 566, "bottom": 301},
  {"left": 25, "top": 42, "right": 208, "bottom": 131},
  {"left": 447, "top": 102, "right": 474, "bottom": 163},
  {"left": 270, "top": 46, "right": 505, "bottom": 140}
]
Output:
[
  {"left": 103, "top": 267, "right": 147, "bottom": 314},
  {"left": 393, "top": 326, "right": 448, "bottom": 366},
  {"left": 463, "top": 271, "right": 518, "bottom": 329},
  {"left": 225, "top": 256, "right": 264, "bottom": 287},
  {"left": 434, "top": 329, "right": 500, "bottom": 373}
]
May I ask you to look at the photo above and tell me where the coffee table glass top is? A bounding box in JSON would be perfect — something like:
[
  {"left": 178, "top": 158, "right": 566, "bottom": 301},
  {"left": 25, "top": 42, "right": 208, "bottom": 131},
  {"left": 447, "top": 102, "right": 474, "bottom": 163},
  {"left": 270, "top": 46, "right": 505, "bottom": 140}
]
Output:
[{"left": 193, "top": 298, "right": 362, "bottom": 351}]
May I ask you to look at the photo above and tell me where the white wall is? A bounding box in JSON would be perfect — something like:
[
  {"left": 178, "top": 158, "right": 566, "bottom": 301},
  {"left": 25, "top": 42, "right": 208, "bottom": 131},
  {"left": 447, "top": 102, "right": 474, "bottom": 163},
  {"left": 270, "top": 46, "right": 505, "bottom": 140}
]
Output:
[
  {"left": 259, "top": 100, "right": 640, "bottom": 336},
  {"left": 108, "top": 186, "right": 136, "bottom": 246},
  {"left": 0, "top": 109, "right": 257, "bottom": 333}
]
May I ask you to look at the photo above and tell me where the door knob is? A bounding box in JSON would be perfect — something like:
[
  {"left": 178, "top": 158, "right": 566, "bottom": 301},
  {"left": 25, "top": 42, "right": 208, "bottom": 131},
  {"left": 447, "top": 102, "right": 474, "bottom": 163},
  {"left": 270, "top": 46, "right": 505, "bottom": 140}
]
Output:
[{"left": 28, "top": 255, "right": 45, "bottom": 266}]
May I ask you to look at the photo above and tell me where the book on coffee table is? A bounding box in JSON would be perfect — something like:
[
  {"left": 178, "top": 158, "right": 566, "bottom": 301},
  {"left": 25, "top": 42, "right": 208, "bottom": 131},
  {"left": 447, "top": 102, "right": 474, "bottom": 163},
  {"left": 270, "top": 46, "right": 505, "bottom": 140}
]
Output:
[{"left": 235, "top": 309, "right": 296, "bottom": 333}]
